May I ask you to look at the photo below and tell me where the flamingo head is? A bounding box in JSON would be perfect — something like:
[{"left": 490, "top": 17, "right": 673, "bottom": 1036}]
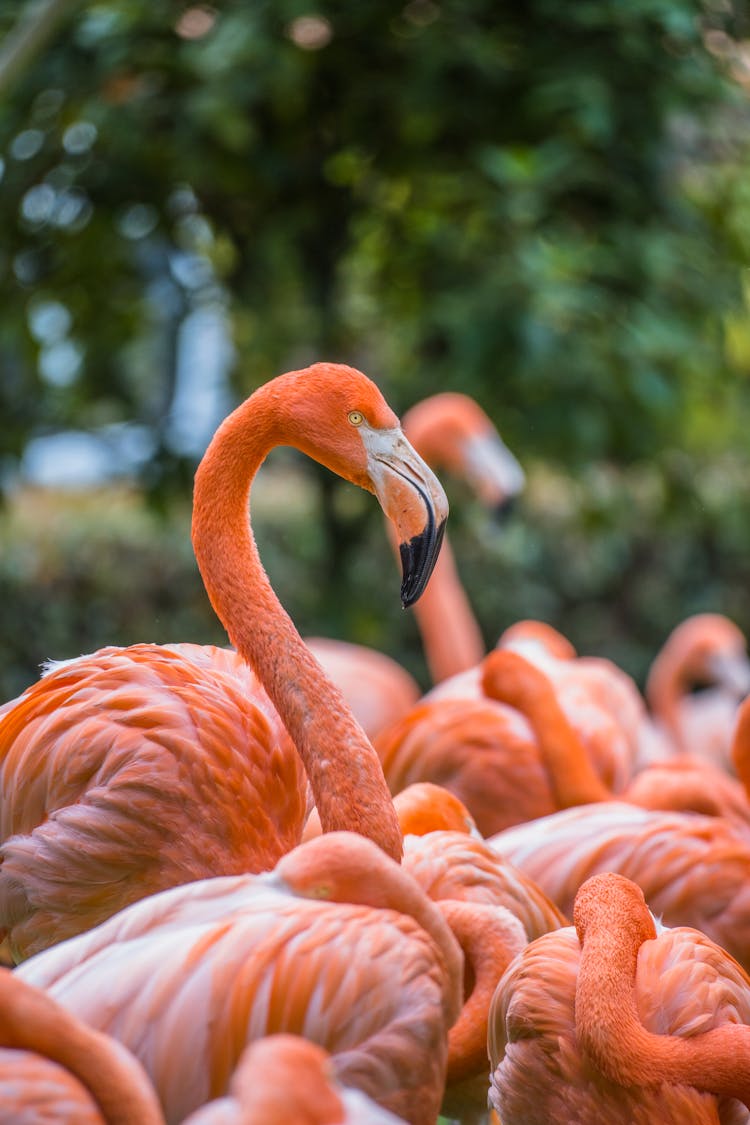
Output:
[
  {"left": 402, "top": 391, "right": 525, "bottom": 512},
  {"left": 277, "top": 363, "right": 449, "bottom": 607}
]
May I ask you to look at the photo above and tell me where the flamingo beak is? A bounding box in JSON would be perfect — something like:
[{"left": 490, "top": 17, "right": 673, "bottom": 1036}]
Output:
[
  {"left": 361, "top": 426, "right": 449, "bottom": 608},
  {"left": 461, "top": 432, "right": 526, "bottom": 510},
  {"left": 707, "top": 650, "right": 750, "bottom": 698}
]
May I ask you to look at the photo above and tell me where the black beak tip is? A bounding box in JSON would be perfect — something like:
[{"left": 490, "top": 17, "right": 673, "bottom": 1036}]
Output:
[
  {"left": 492, "top": 495, "right": 518, "bottom": 523},
  {"left": 399, "top": 517, "right": 447, "bottom": 609}
]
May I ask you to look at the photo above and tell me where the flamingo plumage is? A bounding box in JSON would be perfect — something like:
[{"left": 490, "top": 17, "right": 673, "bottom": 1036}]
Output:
[
  {"left": 16, "top": 832, "right": 464, "bottom": 1125},
  {"left": 0, "top": 967, "right": 163, "bottom": 1125},
  {"left": 0, "top": 363, "right": 449, "bottom": 961},
  {"left": 374, "top": 634, "right": 640, "bottom": 838},
  {"left": 181, "top": 1035, "right": 407, "bottom": 1124},
  {"left": 489, "top": 872, "right": 750, "bottom": 1124}
]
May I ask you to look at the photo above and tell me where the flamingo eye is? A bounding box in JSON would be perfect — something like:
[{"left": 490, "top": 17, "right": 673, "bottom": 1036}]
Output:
[{"left": 348, "top": 410, "right": 364, "bottom": 426}]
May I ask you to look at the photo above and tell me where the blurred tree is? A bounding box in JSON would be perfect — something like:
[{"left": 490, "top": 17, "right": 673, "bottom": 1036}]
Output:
[
  {"left": 2, "top": 0, "right": 750, "bottom": 688},
  {"left": 1, "top": 0, "right": 748, "bottom": 464}
]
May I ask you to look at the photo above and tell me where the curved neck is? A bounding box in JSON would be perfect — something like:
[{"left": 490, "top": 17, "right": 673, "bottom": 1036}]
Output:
[
  {"left": 0, "top": 971, "right": 164, "bottom": 1125},
  {"left": 482, "top": 652, "right": 612, "bottom": 807},
  {"left": 192, "top": 381, "right": 402, "bottom": 862},
  {"left": 411, "top": 538, "right": 486, "bottom": 682},
  {"left": 440, "top": 900, "right": 526, "bottom": 1085},
  {"left": 574, "top": 874, "right": 750, "bottom": 1108},
  {"left": 645, "top": 639, "right": 688, "bottom": 750},
  {"left": 733, "top": 699, "right": 750, "bottom": 801}
]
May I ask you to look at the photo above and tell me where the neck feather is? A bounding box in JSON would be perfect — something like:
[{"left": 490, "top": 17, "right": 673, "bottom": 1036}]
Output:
[{"left": 192, "top": 382, "right": 402, "bottom": 862}]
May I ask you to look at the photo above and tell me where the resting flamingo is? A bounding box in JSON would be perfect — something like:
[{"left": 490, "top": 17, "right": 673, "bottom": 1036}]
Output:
[
  {"left": 642, "top": 612, "right": 750, "bottom": 771},
  {"left": 0, "top": 363, "right": 449, "bottom": 961},
  {"left": 17, "top": 832, "right": 467, "bottom": 1125},
  {"left": 481, "top": 648, "right": 750, "bottom": 833},
  {"left": 0, "top": 967, "right": 163, "bottom": 1124},
  {"left": 374, "top": 632, "right": 643, "bottom": 837},
  {"left": 391, "top": 783, "right": 566, "bottom": 1122},
  {"left": 182, "top": 1035, "right": 407, "bottom": 1123},
  {"left": 488, "top": 871, "right": 750, "bottom": 1123},
  {"left": 307, "top": 391, "right": 525, "bottom": 736}
]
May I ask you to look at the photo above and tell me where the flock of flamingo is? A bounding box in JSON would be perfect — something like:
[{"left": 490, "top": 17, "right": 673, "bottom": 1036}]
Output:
[{"left": 3, "top": 360, "right": 750, "bottom": 1124}]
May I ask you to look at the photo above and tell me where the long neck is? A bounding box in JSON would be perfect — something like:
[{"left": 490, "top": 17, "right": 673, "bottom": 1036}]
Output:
[
  {"left": 733, "top": 699, "right": 750, "bottom": 801},
  {"left": 482, "top": 652, "right": 612, "bottom": 807},
  {"left": 411, "top": 538, "right": 486, "bottom": 682},
  {"left": 440, "top": 900, "right": 526, "bottom": 1085},
  {"left": 192, "top": 384, "right": 402, "bottom": 862},
  {"left": 0, "top": 972, "right": 164, "bottom": 1125},
  {"left": 645, "top": 636, "right": 688, "bottom": 750},
  {"left": 574, "top": 874, "right": 750, "bottom": 1108}
]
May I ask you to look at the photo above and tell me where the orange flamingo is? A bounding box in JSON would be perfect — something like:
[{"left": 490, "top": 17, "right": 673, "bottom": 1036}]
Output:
[
  {"left": 426, "top": 618, "right": 644, "bottom": 776},
  {"left": 16, "top": 832, "right": 465, "bottom": 1125},
  {"left": 391, "top": 784, "right": 566, "bottom": 1121},
  {"left": 0, "top": 967, "right": 164, "bottom": 1124},
  {"left": 481, "top": 647, "right": 750, "bottom": 832},
  {"left": 374, "top": 631, "right": 641, "bottom": 837},
  {"left": 181, "top": 1035, "right": 407, "bottom": 1124},
  {"left": 488, "top": 872, "right": 750, "bottom": 1123},
  {"left": 306, "top": 391, "right": 525, "bottom": 736},
  {"left": 574, "top": 873, "right": 750, "bottom": 1111},
  {"left": 643, "top": 613, "right": 750, "bottom": 771},
  {"left": 0, "top": 363, "right": 449, "bottom": 961}
]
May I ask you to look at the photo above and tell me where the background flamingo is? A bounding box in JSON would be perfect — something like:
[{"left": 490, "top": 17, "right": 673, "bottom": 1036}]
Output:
[
  {"left": 488, "top": 871, "right": 750, "bottom": 1123},
  {"left": 0, "top": 363, "right": 448, "bottom": 960},
  {"left": 643, "top": 613, "right": 750, "bottom": 771},
  {"left": 374, "top": 633, "right": 639, "bottom": 837}
]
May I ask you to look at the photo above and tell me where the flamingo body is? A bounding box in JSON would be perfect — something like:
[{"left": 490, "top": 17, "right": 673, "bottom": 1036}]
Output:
[
  {"left": 491, "top": 801, "right": 750, "bottom": 971},
  {"left": 17, "top": 834, "right": 461, "bottom": 1125},
  {"left": 0, "top": 364, "right": 451, "bottom": 959},
  {"left": 489, "top": 918, "right": 750, "bottom": 1124},
  {"left": 0, "top": 644, "right": 306, "bottom": 960}
]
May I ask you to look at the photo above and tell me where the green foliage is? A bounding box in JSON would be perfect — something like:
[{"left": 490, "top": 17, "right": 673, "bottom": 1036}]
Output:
[
  {"left": 2, "top": 1, "right": 750, "bottom": 691},
  {"left": 3, "top": 450, "right": 749, "bottom": 701}
]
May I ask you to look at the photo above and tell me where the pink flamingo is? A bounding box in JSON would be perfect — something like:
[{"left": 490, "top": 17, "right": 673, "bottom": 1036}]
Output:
[
  {"left": 489, "top": 871, "right": 750, "bottom": 1123},
  {"left": 0, "top": 363, "right": 448, "bottom": 961}
]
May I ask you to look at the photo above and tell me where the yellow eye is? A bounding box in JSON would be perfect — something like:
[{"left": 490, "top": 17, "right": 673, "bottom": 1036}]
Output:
[{"left": 348, "top": 410, "right": 364, "bottom": 426}]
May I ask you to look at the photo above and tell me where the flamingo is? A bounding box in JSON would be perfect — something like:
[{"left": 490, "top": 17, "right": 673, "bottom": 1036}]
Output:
[
  {"left": 181, "top": 1035, "right": 407, "bottom": 1123},
  {"left": 16, "top": 832, "right": 466, "bottom": 1125},
  {"left": 374, "top": 633, "right": 641, "bottom": 838},
  {"left": 306, "top": 391, "right": 525, "bottom": 737},
  {"left": 481, "top": 648, "right": 750, "bottom": 833},
  {"left": 488, "top": 871, "right": 750, "bottom": 1123},
  {"left": 425, "top": 618, "right": 646, "bottom": 772},
  {"left": 643, "top": 613, "right": 750, "bottom": 771},
  {"left": 0, "top": 362, "right": 449, "bottom": 961},
  {"left": 0, "top": 967, "right": 163, "bottom": 1124}
]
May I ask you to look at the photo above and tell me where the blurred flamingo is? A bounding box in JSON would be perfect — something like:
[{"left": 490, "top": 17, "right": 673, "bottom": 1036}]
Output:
[
  {"left": 642, "top": 613, "right": 750, "bottom": 771},
  {"left": 481, "top": 648, "right": 750, "bottom": 833},
  {"left": 489, "top": 871, "right": 750, "bottom": 1123},
  {"left": 0, "top": 363, "right": 449, "bottom": 960},
  {"left": 307, "top": 391, "right": 525, "bottom": 737},
  {"left": 374, "top": 630, "right": 642, "bottom": 837}
]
